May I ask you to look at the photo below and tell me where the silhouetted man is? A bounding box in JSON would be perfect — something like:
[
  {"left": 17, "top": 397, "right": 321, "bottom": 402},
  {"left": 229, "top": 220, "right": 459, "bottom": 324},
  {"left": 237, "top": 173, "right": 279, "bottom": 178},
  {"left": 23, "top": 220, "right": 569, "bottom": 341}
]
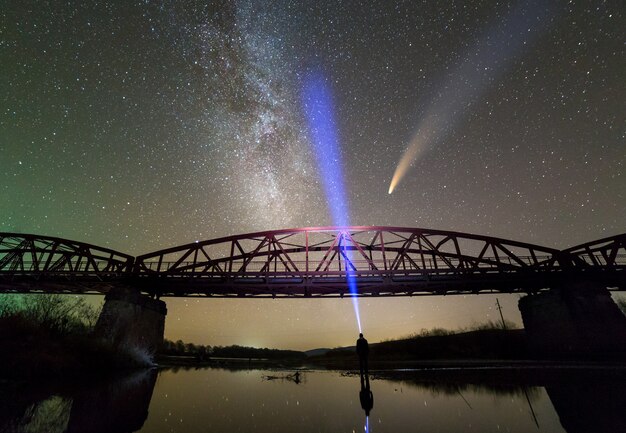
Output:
[{"left": 356, "top": 332, "right": 369, "bottom": 382}]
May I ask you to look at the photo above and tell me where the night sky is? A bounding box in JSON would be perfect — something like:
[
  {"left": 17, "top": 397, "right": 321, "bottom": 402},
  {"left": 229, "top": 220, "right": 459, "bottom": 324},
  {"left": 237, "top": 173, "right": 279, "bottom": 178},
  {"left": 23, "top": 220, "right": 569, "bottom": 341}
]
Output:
[{"left": 2, "top": 1, "right": 624, "bottom": 350}]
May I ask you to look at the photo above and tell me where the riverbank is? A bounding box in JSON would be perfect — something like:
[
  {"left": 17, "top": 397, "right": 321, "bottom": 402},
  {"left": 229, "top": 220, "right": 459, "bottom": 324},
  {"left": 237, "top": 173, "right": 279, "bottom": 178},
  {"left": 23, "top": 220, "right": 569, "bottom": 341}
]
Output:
[
  {"left": 361, "top": 360, "right": 626, "bottom": 387},
  {"left": 0, "top": 315, "right": 149, "bottom": 381},
  {"left": 156, "top": 354, "right": 305, "bottom": 369},
  {"left": 156, "top": 353, "right": 626, "bottom": 375},
  {"left": 154, "top": 327, "right": 626, "bottom": 371}
]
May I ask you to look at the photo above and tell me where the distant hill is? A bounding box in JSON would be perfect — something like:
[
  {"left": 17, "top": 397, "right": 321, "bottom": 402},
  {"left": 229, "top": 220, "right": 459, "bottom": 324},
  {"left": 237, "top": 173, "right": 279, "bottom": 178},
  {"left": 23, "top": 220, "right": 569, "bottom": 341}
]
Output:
[
  {"left": 304, "top": 348, "right": 331, "bottom": 357},
  {"left": 309, "top": 329, "right": 529, "bottom": 366},
  {"left": 305, "top": 346, "right": 353, "bottom": 357},
  {"left": 374, "top": 328, "right": 527, "bottom": 359}
]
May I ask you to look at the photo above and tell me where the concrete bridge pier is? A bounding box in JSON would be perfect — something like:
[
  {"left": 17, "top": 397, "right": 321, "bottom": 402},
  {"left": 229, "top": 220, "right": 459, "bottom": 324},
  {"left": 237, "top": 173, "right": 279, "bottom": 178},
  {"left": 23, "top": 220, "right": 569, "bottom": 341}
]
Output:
[
  {"left": 94, "top": 287, "right": 167, "bottom": 358},
  {"left": 519, "top": 283, "right": 626, "bottom": 360}
]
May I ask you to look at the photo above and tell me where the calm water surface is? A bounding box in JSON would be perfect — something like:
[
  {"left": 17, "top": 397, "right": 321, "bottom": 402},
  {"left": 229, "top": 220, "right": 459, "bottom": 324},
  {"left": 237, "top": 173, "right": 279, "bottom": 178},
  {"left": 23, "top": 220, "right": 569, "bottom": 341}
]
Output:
[
  {"left": 3, "top": 366, "right": 625, "bottom": 432},
  {"left": 143, "top": 368, "right": 563, "bottom": 433}
]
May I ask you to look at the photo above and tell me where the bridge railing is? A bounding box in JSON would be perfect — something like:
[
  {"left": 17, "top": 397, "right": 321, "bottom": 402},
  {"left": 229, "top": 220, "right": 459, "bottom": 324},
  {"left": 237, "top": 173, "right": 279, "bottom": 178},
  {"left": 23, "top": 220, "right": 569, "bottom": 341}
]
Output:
[
  {"left": 568, "top": 253, "right": 626, "bottom": 267},
  {"left": 18, "top": 252, "right": 626, "bottom": 275},
  {"left": 1, "top": 260, "right": 131, "bottom": 273},
  {"left": 140, "top": 255, "right": 557, "bottom": 275}
]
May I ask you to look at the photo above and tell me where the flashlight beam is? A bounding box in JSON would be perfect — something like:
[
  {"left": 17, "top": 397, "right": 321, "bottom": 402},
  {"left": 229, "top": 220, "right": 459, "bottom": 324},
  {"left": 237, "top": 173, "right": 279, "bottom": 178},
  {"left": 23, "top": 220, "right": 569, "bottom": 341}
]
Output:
[{"left": 302, "top": 71, "right": 364, "bottom": 334}]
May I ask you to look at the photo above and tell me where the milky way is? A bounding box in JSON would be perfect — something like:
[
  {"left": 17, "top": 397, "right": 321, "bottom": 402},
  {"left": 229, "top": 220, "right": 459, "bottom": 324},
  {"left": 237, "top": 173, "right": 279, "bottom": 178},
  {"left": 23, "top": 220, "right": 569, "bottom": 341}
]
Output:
[
  {"left": 1, "top": 1, "right": 624, "bottom": 349},
  {"left": 152, "top": 1, "right": 326, "bottom": 231}
]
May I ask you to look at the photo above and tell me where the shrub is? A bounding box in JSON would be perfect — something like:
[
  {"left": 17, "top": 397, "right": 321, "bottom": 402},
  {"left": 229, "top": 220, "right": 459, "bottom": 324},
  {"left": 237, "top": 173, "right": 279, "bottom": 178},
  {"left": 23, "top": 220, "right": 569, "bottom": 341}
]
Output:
[{"left": 0, "top": 294, "right": 101, "bottom": 336}]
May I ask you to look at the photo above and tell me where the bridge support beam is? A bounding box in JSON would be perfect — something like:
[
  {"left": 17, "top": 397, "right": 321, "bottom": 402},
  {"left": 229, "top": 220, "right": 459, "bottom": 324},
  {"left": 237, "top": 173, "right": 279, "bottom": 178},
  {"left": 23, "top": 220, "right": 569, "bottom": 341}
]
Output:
[
  {"left": 94, "top": 288, "right": 167, "bottom": 359},
  {"left": 519, "top": 284, "right": 626, "bottom": 360}
]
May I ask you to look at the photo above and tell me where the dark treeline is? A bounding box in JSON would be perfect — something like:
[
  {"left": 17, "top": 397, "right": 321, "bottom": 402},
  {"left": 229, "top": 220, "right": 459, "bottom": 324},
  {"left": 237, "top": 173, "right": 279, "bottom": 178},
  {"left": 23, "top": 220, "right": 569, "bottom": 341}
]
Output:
[
  {"left": 313, "top": 320, "right": 529, "bottom": 365},
  {"left": 0, "top": 294, "right": 147, "bottom": 380},
  {"left": 0, "top": 293, "right": 99, "bottom": 336},
  {"left": 371, "top": 328, "right": 528, "bottom": 360},
  {"left": 161, "top": 339, "right": 306, "bottom": 361}
]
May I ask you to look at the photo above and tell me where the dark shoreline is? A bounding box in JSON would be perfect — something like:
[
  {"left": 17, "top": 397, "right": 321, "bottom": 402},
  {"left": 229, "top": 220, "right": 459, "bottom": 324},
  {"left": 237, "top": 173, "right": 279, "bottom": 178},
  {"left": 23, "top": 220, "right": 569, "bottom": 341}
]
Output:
[
  {"left": 365, "top": 362, "right": 626, "bottom": 387},
  {"left": 155, "top": 355, "right": 626, "bottom": 383},
  {"left": 155, "top": 354, "right": 305, "bottom": 369}
]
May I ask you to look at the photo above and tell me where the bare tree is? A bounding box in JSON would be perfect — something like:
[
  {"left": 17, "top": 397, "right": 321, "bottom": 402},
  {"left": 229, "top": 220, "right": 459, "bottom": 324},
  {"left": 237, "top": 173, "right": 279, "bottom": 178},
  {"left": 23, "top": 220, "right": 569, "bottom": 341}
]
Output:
[
  {"left": 0, "top": 295, "right": 20, "bottom": 317},
  {"left": 11, "top": 294, "right": 102, "bottom": 335}
]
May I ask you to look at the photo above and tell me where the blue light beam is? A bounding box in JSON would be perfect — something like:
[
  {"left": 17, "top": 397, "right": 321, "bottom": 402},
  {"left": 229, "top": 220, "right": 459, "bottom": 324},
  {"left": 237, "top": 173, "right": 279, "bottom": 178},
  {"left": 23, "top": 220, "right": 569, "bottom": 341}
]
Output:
[
  {"left": 302, "top": 71, "right": 363, "bottom": 333},
  {"left": 302, "top": 72, "right": 349, "bottom": 227}
]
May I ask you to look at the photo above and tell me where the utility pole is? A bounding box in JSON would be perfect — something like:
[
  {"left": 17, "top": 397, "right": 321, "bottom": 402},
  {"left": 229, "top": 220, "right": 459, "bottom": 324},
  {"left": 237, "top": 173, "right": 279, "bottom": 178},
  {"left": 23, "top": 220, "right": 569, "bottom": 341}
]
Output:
[{"left": 495, "top": 298, "right": 507, "bottom": 331}]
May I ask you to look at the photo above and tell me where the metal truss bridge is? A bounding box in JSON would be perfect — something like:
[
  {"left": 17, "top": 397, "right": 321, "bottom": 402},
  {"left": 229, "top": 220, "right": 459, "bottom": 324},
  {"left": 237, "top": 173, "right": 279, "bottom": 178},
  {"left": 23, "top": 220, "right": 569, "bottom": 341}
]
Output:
[{"left": 0, "top": 227, "right": 624, "bottom": 298}]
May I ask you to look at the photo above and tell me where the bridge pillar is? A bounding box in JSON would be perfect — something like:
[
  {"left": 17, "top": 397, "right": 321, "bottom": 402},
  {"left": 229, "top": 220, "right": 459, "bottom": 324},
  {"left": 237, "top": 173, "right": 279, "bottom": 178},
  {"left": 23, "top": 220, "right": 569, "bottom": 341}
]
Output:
[
  {"left": 94, "top": 288, "right": 167, "bottom": 359},
  {"left": 518, "top": 284, "right": 626, "bottom": 360}
]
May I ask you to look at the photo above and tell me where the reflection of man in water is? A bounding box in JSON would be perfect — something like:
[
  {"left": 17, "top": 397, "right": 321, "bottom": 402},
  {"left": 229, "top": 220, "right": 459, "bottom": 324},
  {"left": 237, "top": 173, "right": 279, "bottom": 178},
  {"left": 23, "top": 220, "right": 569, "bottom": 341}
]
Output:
[
  {"left": 359, "top": 386, "right": 374, "bottom": 416},
  {"left": 356, "top": 333, "right": 369, "bottom": 385}
]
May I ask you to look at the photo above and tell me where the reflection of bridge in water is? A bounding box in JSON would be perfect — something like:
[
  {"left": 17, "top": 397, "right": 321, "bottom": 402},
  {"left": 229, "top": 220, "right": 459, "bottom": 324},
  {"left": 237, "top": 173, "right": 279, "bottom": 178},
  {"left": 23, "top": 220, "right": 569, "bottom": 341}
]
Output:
[{"left": 0, "top": 227, "right": 624, "bottom": 297}]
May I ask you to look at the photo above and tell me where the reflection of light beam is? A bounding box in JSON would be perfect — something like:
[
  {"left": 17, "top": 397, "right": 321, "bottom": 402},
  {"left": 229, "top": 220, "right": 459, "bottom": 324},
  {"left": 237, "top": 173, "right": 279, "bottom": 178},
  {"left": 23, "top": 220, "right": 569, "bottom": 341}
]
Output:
[
  {"left": 366, "top": 415, "right": 369, "bottom": 432},
  {"left": 302, "top": 71, "right": 362, "bottom": 333},
  {"left": 388, "top": 0, "right": 554, "bottom": 194}
]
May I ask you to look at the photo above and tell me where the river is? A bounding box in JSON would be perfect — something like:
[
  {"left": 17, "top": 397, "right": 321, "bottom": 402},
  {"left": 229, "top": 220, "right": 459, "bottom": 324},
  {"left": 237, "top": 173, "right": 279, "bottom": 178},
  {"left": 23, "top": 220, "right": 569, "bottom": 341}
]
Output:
[{"left": 1, "top": 365, "right": 625, "bottom": 432}]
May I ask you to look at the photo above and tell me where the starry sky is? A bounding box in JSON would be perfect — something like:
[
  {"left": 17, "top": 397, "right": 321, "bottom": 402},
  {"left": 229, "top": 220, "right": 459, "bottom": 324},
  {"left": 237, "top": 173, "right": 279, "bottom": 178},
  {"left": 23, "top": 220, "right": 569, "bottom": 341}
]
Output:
[{"left": 1, "top": 1, "right": 624, "bottom": 350}]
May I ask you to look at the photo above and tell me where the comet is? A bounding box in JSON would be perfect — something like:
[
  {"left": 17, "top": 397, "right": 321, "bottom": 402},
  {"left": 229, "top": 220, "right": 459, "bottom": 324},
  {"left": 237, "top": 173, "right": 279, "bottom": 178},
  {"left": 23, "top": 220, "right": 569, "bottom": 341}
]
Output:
[
  {"left": 388, "top": 116, "right": 437, "bottom": 194},
  {"left": 388, "top": 0, "right": 554, "bottom": 194}
]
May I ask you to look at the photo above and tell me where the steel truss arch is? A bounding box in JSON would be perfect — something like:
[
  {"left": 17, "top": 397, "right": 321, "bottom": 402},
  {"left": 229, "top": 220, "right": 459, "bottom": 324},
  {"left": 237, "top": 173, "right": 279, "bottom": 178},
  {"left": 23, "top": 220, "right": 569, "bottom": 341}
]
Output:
[
  {"left": 0, "top": 233, "right": 134, "bottom": 293},
  {"left": 558, "top": 234, "right": 626, "bottom": 290},
  {"left": 562, "top": 233, "right": 626, "bottom": 268},
  {"left": 1, "top": 228, "right": 624, "bottom": 297},
  {"left": 134, "top": 226, "right": 565, "bottom": 297}
]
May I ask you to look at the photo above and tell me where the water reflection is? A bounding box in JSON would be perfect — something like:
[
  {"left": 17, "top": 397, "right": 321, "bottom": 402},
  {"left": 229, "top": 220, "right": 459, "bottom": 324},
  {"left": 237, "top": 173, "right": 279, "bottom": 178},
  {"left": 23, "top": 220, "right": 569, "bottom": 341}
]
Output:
[
  {"left": 358, "top": 374, "right": 374, "bottom": 433},
  {"left": 66, "top": 369, "right": 157, "bottom": 433},
  {"left": 0, "top": 369, "right": 156, "bottom": 433},
  {"left": 1, "top": 366, "right": 625, "bottom": 433},
  {"left": 261, "top": 370, "right": 303, "bottom": 384},
  {"left": 0, "top": 394, "right": 71, "bottom": 433},
  {"left": 547, "top": 381, "right": 626, "bottom": 433},
  {"left": 376, "top": 367, "right": 626, "bottom": 433},
  {"left": 358, "top": 384, "right": 374, "bottom": 417}
]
